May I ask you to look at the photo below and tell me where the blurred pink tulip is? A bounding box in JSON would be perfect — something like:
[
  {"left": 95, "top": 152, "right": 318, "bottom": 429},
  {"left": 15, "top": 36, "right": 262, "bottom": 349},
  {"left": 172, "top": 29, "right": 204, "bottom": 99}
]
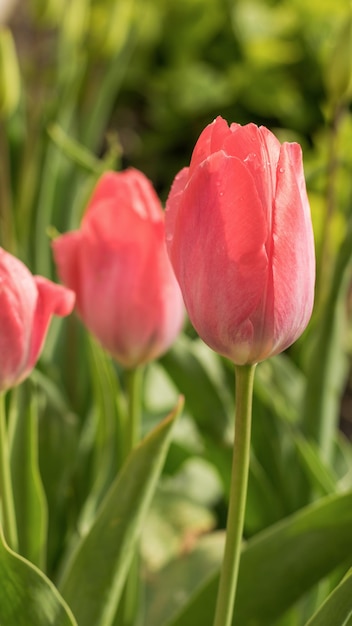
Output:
[
  {"left": 52, "top": 169, "right": 184, "bottom": 368},
  {"left": 165, "top": 116, "right": 315, "bottom": 365},
  {"left": 0, "top": 248, "right": 75, "bottom": 392}
]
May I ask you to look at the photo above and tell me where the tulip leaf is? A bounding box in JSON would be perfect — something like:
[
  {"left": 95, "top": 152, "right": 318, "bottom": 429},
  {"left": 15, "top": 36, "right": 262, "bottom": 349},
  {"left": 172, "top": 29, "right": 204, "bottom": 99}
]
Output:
[
  {"left": 57, "top": 398, "right": 183, "bottom": 626},
  {"left": 0, "top": 527, "right": 77, "bottom": 626},
  {"left": 304, "top": 568, "right": 352, "bottom": 626},
  {"left": 164, "top": 491, "right": 352, "bottom": 626},
  {"left": 292, "top": 432, "right": 338, "bottom": 496},
  {"left": 145, "top": 532, "right": 225, "bottom": 625},
  {"left": 303, "top": 224, "right": 352, "bottom": 462},
  {"left": 8, "top": 384, "right": 48, "bottom": 570},
  {"left": 160, "top": 335, "right": 232, "bottom": 441}
]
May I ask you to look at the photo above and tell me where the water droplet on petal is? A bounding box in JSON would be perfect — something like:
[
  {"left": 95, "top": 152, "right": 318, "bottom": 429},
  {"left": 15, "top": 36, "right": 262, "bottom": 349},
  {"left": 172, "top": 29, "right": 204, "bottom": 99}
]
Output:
[
  {"left": 244, "top": 152, "right": 257, "bottom": 163},
  {"left": 279, "top": 167, "right": 285, "bottom": 173}
]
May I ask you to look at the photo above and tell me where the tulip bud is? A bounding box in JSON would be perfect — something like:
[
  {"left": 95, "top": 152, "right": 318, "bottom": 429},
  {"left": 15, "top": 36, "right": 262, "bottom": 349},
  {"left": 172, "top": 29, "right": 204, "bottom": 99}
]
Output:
[
  {"left": 165, "top": 117, "right": 315, "bottom": 365},
  {"left": 0, "top": 28, "right": 20, "bottom": 119},
  {"left": 0, "top": 248, "right": 75, "bottom": 392},
  {"left": 52, "top": 169, "right": 184, "bottom": 368}
]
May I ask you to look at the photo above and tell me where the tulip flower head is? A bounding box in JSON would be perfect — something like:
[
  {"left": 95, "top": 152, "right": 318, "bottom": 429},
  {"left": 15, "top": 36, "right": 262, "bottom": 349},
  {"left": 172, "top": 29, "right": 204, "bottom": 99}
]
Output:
[
  {"left": 165, "top": 116, "right": 315, "bottom": 365},
  {"left": 53, "top": 168, "right": 184, "bottom": 368},
  {"left": 0, "top": 248, "right": 75, "bottom": 392}
]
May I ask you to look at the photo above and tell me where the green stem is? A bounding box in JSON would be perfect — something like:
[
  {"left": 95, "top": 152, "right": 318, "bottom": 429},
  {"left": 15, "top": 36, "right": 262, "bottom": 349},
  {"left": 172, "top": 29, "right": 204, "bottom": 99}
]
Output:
[
  {"left": 117, "top": 366, "right": 144, "bottom": 626},
  {"left": 213, "top": 363, "right": 256, "bottom": 626},
  {"left": 125, "top": 366, "right": 144, "bottom": 457},
  {"left": 0, "top": 392, "right": 18, "bottom": 551}
]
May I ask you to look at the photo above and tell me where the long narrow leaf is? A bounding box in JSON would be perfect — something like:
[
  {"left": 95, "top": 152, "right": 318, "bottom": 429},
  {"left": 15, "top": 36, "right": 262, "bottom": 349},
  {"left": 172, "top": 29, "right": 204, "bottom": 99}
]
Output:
[
  {"left": 166, "top": 491, "right": 352, "bottom": 626},
  {"left": 0, "top": 527, "right": 77, "bottom": 626},
  {"left": 58, "top": 398, "right": 183, "bottom": 626},
  {"left": 8, "top": 384, "right": 48, "bottom": 570},
  {"left": 303, "top": 225, "right": 352, "bottom": 462},
  {"left": 305, "top": 568, "right": 352, "bottom": 626}
]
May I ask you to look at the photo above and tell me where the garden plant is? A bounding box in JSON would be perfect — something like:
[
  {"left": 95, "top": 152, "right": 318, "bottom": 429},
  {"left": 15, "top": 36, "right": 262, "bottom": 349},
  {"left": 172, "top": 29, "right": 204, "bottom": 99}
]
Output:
[{"left": 1, "top": 1, "right": 352, "bottom": 626}]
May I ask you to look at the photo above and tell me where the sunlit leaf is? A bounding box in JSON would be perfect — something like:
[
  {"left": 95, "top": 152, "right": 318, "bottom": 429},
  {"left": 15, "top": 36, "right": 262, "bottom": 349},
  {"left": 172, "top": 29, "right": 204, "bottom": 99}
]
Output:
[
  {"left": 166, "top": 492, "right": 352, "bottom": 626},
  {"left": 305, "top": 568, "right": 352, "bottom": 626},
  {"left": 0, "top": 527, "right": 77, "bottom": 626},
  {"left": 57, "top": 399, "right": 183, "bottom": 626}
]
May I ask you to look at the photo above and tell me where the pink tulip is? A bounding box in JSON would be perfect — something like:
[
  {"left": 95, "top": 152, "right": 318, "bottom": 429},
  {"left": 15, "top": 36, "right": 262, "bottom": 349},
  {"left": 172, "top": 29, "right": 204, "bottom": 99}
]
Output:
[
  {"left": 52, "top": 169, "right": 184, "bottom": 368},
  {"left": 165, "top": 116, "right": 315, "bottom": 365},
  {"left": 0, "top": 248, "right": 75, "bottom": 392}
]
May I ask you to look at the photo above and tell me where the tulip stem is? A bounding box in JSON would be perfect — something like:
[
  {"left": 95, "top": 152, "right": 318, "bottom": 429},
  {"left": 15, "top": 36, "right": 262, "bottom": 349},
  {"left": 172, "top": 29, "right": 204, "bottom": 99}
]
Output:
[
  {"left": 125, "top": 366, "right": 144, "bottom": 456},
  {"left": 0, "top": 392, "right": 18, "bottom": 551},
  {"left": 119, "top": 366, "right": 144, "bottom": 626},
  {"left": 213, "top": 363, "right": 256, "bottom": 626}
]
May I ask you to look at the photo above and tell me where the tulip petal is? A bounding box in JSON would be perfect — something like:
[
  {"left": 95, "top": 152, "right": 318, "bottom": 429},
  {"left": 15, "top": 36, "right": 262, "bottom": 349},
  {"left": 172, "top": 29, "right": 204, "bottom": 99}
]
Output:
[
  {"left": 189, "top": 117, "right": 230, "bottom": 177},
  {"left": 86, "top": 169, "right": 163, "bottom": 222},
  {"left": 224, "top": 123, "right": 281, "bottom": 222},
  {"left": 26, "top": 278, "right": 75, "bottom": 373},
  {"left": 52, "top": 232, "right": 83, "bottom": 306},
  {"left": 270, "top": 142, "right": 315, "bottom": 355},
  {"left": 0, "top": 251, "right": 36, "bottom": 389},
  {"left": 165, "top": 167, "right": 190, "bottom": 252},
  {"left": 0, "top": 248, "right": 75, "bottom": 391},
  {"left": 168, "top": 150, "right": 269, "bottom": 364}
]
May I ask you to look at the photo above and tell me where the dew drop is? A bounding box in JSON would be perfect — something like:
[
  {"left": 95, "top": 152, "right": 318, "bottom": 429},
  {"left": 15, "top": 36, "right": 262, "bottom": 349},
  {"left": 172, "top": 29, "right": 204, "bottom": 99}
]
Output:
[
  {"left": 279, "top": 167, "right": 285, "bottom": 173},
  {"left": 244, "top": 152, "right": 256, "bottom": 163}
]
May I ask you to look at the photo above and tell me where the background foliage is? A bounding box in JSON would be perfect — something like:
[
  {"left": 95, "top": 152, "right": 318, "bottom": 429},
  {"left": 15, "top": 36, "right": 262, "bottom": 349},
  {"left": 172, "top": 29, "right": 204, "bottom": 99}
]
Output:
[{"left": 1, "top": 0, "right": 352, "bottom": 624}]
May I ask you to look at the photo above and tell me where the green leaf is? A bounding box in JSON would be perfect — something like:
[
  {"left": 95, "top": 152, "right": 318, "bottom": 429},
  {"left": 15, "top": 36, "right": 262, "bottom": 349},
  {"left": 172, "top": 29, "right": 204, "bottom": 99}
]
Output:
[
  {"left": 145, "top": 532, "right": 225, "bottom": 625},
  {"left": 75, "top": 339, "right": 127, "bottom": 535},
  {"left": 58, "top": 398, "right": 183, "bottom": 626},
  {"left": 166, "top": 491, "right": 352, "bottom": 626},
  {"left": 160, "top": 335, "right": 232, "bottom": 441},
  {"left": 305, "top": 568, "right": 352, "bottom": 626},
  {"left": 303, "top": 224, "right": 352, "bottom": 462},
  {"left": 293, "top": 432, "right": 338, "bottom": 496},
  {"left": 8, "top": 384, "right": 48, "bottom": 570},
  {"left": 48, "top": 123, "right": 105, "bottom": 174},
  {"left": 0, "top": 527, "right": 77, "bottom": 626},
  {"left": 141, "top": 459, "right": 220, "bottom": 570}
]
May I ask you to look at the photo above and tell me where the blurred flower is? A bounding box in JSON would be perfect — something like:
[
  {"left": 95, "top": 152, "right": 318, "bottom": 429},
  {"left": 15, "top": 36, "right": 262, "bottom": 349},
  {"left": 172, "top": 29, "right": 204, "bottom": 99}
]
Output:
[
  {"left": 165, "top": 116, "right": 315, "bottom": 365},
  {"left": 0, "top": 248, "right": 75, "bottom": 392},
  {"left": 52, "top": 168, "right": 184, "bottom": 368}
]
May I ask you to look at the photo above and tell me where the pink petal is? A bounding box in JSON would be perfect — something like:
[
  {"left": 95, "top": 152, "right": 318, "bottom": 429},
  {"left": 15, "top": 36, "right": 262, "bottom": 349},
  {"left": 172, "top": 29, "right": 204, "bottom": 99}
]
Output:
[
  {"left": 189, "top": 117, "right": 230, "bottom": 177},
  {"left": 165, "top": 167, "right": 190, "bottom": 253},
  {"left": 52, "top": 231, "right": 83, "bottom": 310},
  {"left": 27, "top": 277, "right": 75, "bottom": 371},
  {"left": 168, "top": 150, "right": 269, "bottom": 363},
  {"left": 270, "top": 142, "right": 315, "bottom": 355},
  {"left": 0, "top": 251, "right": 37, "bottom": 389},
  {"left": 85, "top": 169, "right": 163, "bottom": 223}
]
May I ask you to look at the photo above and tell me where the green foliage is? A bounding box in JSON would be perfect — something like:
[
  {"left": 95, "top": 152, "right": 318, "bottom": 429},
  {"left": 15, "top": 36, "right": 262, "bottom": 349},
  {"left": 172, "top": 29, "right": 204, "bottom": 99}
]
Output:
[
  {"left": 0, "top": 527, "right": 76, "bottom": 626},
  {"left": 305, "top": 569, "right": 352, "bottom": 626},
  {"left": 57, "top": 400, "right": 182, "bottom": 626},
  {"left": 0, "top": 0, "right": 352, "bottom": 624},
  {"left": 158, "top": 492, "right": 352, "bottom": 626}
]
